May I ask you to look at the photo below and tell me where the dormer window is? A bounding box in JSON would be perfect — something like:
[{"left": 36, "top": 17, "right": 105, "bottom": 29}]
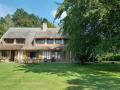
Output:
[
  {"left": 4, "top": 38, "right": 14, "bottom": 44},
  {"left": 55, "top": 39, "right": 62, "bottom": 44},
  {"left": 47, "top": 39, "right": 53, "bottom": 44},
  {"left": 36, "top": 39, "right": 45, "bottom": 44},
  {"left": 16, "top": 39, "right": 25, "bottom": 44}
]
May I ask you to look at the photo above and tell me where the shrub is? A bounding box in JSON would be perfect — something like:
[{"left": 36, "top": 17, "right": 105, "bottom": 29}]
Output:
[{"left": 103, "top": 54, "right": 120, "bottom": 61}]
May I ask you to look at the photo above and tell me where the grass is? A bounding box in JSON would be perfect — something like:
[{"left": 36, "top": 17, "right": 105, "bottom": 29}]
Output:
[{"left": 0, "top": 63, "right": 120, "bottom": 90}]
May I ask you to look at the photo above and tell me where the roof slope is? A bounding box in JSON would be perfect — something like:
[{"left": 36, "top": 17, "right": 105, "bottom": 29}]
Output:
[
  {"left": 3, "top": 28, "right": 42, "bottom": 39},
  {"left": 35, "top": 28, "right": 63, "bottom": 38},
  {"left": 0, "top": 26, "right": 65, "bottom": 50},
  {"left": 2, "top": 27, "right": 63, "bottom": 39}
]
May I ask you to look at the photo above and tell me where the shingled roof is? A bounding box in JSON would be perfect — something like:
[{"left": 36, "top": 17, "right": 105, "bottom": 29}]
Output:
[
  {"left": 0, "top": 44, "right": 23, "bottom": 50},
  {"left": 4, "top": 28, "right": 42, "bottom": 39},
  {"left": 0, "top": 23, "right": 65, "bottom": 50},
  {"left": 35, "top": 28, "right": 64, "bottom": 39}
]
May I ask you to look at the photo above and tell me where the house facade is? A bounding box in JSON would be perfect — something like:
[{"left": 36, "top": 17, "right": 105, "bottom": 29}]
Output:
[{"left": 0, "top": 23, "right": 71, "bottom": 63}]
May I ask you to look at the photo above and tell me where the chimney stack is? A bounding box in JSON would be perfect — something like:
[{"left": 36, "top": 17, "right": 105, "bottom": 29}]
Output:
[{"left": 43, "top": 23, "right": 47, "bottom": 31}]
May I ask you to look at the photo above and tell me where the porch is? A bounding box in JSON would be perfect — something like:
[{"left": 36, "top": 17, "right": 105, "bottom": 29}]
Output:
[
  {"left": 0, "top": 50, "right": 71, "bottom": 63},
  {"left": 22, "top": 50, "right": 69, "bottom": 63}
]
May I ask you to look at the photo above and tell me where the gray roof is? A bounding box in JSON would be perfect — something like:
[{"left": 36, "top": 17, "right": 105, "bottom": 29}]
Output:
[
  {"left": 2, "top": 27, "right": 63, "bottom": 39},
  {"left": 4, "top": 28, "right": 42, "bottom": 39},
  {"left": 35, "top": 28, "right": 63, "bottom": 38},
  {"left": 0, "top": 27, "right": 65, "bottom": 50},
  {"left": 0, "top": 44, "right": 23, "bottom": 50}
]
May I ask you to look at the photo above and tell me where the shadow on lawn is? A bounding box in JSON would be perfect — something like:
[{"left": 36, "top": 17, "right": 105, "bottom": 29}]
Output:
[
  {"left": 15, "top": 63, "right": 120, "bottom": 90},
  {"left": 15, "top": 63, "right": 80, "bottom": 77},
  {"left": 15, "top": 63, "right": 120, "bottom": 74},
  {"left": 65, "top": 64, "right": 120, "bottom": 90},
  {"left": 66, "top": 77, "right": 120, "bottom": 90}
]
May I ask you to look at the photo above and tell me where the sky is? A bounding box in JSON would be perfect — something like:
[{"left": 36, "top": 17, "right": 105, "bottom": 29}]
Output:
[{"left": 0, "top": 0, "right": 66, "bottom": 25}]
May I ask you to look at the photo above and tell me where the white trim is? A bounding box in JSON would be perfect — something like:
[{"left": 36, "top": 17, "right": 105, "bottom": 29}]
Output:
[{"left": 62, "top": 39, "right": 64, "bottom": 44}]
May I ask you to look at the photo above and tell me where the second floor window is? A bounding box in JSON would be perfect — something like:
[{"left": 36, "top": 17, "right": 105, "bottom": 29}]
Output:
[
  {"left": 47, "top": 39, "right": 53, "bottom": 44},
  {"left": 4, "top": 39, "right": 14, "bottom": 44},
  {"left": 36, "top": 39, "right": 45, "bottom": 44},
  {"left": 16, "top": 39, "right": 25, "bottom": 44},
  {"left": 55, "top": 39, "right": 63, "bottom": 44}
]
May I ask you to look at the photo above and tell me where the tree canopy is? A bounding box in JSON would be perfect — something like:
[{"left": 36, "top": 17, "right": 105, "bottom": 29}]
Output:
[
  {"left": 55, "top": 0, "right": 120, "bottom": 64},
  {"left": 0, "top": 8, "right": 55, "bottom": 37}
]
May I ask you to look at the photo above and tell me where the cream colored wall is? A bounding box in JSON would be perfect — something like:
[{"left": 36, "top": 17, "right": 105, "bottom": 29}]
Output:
[
  {"left": 37, "top": 51, "right": 43, "bottom": 62},
  {"left": 37, "top": 51, "right": 42, "bottom": 59},
  {"left": 16, "top": 50, "right": 24, "bottom": 63}
]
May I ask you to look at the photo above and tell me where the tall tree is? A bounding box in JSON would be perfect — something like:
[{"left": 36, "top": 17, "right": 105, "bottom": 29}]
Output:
[
  {"left": 4, "top": 14, "right": 14, "bottom": 30},
  {"left": 0, "top": 14, "right": 14, "bottom": 37},
  {"left": 12, "top": 8, "right": 55, "bottom": 28},
  {"left": 0, "top": 8, "right": 55, "bottom": 37},
  {"left": 55, "top": 0, "right": 120, "bottom": 64},
  {"left": 12, "top": 8, "right": 41, "bottom": 27}
]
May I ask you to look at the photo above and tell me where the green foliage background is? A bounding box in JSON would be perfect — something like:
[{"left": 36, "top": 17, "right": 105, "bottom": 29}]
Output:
[
  {"left": 55, "top": 0, "right": 120, "bottom": 63},
  {"left": 0, "top": 8, "right": 55, "bottom": 37}
]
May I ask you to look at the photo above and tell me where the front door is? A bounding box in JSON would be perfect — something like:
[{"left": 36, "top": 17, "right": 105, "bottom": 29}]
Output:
[{"left": 10, "top": 51, "right": 15, "bottom": 61}]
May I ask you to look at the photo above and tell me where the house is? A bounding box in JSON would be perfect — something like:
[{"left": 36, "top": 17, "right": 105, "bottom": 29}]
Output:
[{"left": 0, "top": 23, "right": 71, "bottom": 63}]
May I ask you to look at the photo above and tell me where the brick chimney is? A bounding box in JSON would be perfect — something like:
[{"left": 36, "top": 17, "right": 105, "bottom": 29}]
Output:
[{"left": 43, "top": 23, "right": 47, "bottom": 31}]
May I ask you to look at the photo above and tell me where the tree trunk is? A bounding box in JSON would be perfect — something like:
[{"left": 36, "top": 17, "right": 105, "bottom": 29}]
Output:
[{"left": 81, "top": 59, "right": 84, "bottom": 65}]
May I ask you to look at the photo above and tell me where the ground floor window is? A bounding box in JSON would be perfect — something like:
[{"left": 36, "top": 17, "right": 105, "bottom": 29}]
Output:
[
  {"left": 2, "top": 51, "right": 8, "bottom": 57},
  {"left": 43, "top": 50, "right": 51, "bottom": 60},
  {"left": 42, "top": 50, "right": 63, "bottom": 62},
  {"left": 23, "top": 50, "right": 68, "bottom": 63}
]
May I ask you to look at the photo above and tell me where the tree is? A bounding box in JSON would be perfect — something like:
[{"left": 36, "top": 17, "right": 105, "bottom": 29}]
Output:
[
  {"left": 12, "top": 8, "right": 41, "bottom": 27},
  {"left": 55, "top": 0, "right": 120, "bottom": 64},
  {"left": 0, "top": 8, "right": 55, "bottom": 37},
  {"left": 0, "top": 14, "right": 14, "bottom": 37},
  {"left": 4, "top": 14, "right": 14, "bottom": 30},
  {"left": 12, "top": 8, "right": 55, "bottom": 28}
]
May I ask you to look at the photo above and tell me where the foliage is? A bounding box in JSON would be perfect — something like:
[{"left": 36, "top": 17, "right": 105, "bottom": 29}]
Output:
[
  {"left": 42, "top": 18, "right": 55, "bottom": 28},
  {"left": 97, "top": 53, "right": 120, "bottom": 61},
  {"left": 0, "top": 8, "right": 55, "bottom": 37},
  {"left": 55, "top": 0, "right": 120, "bottom": 64},
  {"left": 0, "top": 15, "right": 14, "bottom": 37}
]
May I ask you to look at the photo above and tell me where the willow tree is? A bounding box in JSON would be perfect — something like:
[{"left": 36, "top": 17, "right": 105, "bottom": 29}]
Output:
[{"left": 55, "top": 0, "right": 120, "bottom": 64}]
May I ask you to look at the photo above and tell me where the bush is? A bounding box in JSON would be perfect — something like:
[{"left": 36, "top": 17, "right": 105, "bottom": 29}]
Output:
[{"left": 103, "top": 54, "right": 120, "bottom": 61}]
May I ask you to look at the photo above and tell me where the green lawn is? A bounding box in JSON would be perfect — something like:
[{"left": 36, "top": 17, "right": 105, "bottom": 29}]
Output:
[{"left": 0, "top": 63, "right": 120, "bottom": 90}]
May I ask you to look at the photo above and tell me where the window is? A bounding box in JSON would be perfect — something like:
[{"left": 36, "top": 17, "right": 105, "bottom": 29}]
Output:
[
  {"left": 43, "top": 51, "right": 51, "bottom": 60},
  {"left": 16, "top": 39, "right": 25, "bottom": 44},
  {"left": 55, "top": 39, "right": 62, "bottom": 44},
  {"left": 47, "top": 39, "right": 53, "bottom": 44},
  {"left": 36, "top": 39, "right": 45, "bottom": 44},
  {"left": 4, "top": 38, "right": 14, "bottom": 44},
  {"left": 2, "top": 51, "right": 8, "bottom": 57}
]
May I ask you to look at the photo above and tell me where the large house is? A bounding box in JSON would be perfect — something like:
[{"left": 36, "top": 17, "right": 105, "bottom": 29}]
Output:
[{"left": 0, "top": 23, "right": 71, "bottom": 63}]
